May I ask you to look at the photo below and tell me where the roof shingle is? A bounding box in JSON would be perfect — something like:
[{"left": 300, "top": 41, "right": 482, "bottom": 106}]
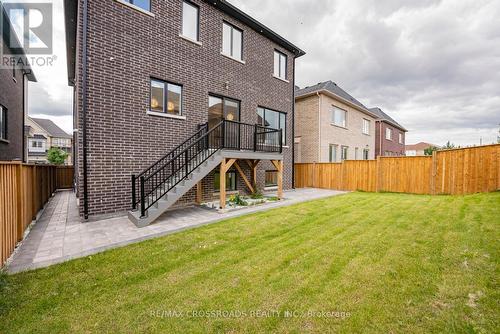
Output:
[{"left": 31, "top": 118, "right": 72, "bottom": 139}]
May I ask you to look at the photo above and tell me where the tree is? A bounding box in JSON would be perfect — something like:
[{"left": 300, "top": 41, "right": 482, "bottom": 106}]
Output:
[
  {"left": 442, "top": 141, "right": 456, "bottom": 150},
  {"left": 47, "top": 147, "right": 68, "bottom": 165},
  {"left": 424, "top": 146, "right": 438, "bottom": 156}
]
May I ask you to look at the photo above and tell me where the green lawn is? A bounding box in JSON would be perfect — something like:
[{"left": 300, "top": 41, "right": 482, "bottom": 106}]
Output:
[{"left": 1, "top": 192, "right": 499, "bottom": 333}]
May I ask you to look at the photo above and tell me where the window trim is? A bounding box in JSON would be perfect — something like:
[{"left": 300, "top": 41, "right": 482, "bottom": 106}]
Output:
[
  {"left": 341, "top": 145, "right": 349, "bottom": 161},
  {"left": 399, "top": 132, "right": 404, "bottom": 144},
  {"left": 331, "top": 106, "right": 347, "bottom": 128},
  {"left": 181, "top": 0, "right": 200, "bottom": 43},
  {"left": 362, "top": 118, "right": 370, "bottom": 135},
  {"left": 386, "top": 127, "right": 392, "bottom": 141},
  {"left": 273, "top": 50, "right": 288, "bottom": 81},
  {"left": 222, "top": 21, "right": 244, "bottom": 62},
  {"left": 329, "top": 144, "right": 338, "bottom": 162},
  {"left": 149, "top": 77, "right": 184, "bottom": 117},
  {"left": 114, "top": 0, "right": 154, "bottom": 16},
  {"left": 257, "top": 106, "right": 287, "bottom": 145},
  {"left": 0, "top": 105, "right": 7, "bottom": 142}
]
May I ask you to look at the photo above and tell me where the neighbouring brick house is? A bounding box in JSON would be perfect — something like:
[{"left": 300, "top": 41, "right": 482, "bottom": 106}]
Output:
[
  {"left": 405, "top": 142, "right": 440, "bottom": 156},
  {"left": 64, "top": 0, "right": 304, "bottom": 222},
  {"left": 294, "top": 81, "right": 378, "bottom": 163},
  {"left": 369, "top": 107, "right": 407, "bottom": 157},
  {"left": 25, "top": 116, "right": 73, "bottom": 165},
  {"left": 0, "top": 6, "right": 36, "bottom": 161}
]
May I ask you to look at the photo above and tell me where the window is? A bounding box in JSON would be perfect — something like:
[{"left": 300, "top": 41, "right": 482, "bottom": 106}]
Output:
[
  {"left": 363, "top": 149, "right": 369, "bottom": 160},
  {"left": 355, "top": 148, "right": 359, "bottom": 160},
  {"left": 386, "top": 128, "right": 392, "bottom": 140},
  {"left": 257, "top": 107, "right": 286, "bottom": 144},
  {"left": 274, "top": 50, "right": 287, "bottom": 80},
  {"left": 0, "top": 106, "right": 6, "bottom": 140},
  {"left": 150, "top": 79, "right": 182, "bottom": 116},
  {"left": 265, "top": 170, "right": 278, "bottom": 187},
  {"left": 329, "top": 144, "right": 338, "bottom": 162},
  {"left": 341, "top": 146, "right": 348, "bottom": 161},
  {"left": 362, "top": 119, "right": 370, "bottom": 135},
  {"left": 331, "top": 107, "right": 347, "bottom": 128},
  {"left": 222, "top": 22, "right": 243, "bottom": 61},
  {"left": 399, "top": 133, "right": 403, "bottom": 144},
  {"left": 214, "top": 170, "right": 237, "bottom": 191},
  {"left": 182, "top": 1, "right": 199, "bottom": 41},
  {"left": 123, "top": 0, "right": 150, "bottom": 11},
  {"left": 12, "top": 64, "right": 16, "bottom": 80}
]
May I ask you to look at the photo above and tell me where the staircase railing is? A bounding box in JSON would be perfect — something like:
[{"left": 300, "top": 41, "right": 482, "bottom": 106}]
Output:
[{"left": 132, "top": 119, "right": 283, "bottom": 218}]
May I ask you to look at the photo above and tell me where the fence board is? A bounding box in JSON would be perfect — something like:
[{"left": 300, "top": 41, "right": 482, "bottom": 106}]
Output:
[
  {"left": 295, "top": 144, "right": 500, "bottom": 196},
  {"left": 0, "top": 163, "right": 74, "bottom": 267}
]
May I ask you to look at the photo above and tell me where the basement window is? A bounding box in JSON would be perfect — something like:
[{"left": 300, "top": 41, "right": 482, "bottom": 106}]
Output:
[
  {"left": 214, "top": 171, "right": 237, "bottom": 191},
  {"left": 265, "top": 170, "right": 278, "bottom": 187},
  {"left": 0, "top": 105, "right": 6, "bottom": 140}
]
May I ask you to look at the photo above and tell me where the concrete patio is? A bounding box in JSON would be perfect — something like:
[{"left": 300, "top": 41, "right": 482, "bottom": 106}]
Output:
[{"left": 6, "top": 188, "right": 346, "bottom": 273}]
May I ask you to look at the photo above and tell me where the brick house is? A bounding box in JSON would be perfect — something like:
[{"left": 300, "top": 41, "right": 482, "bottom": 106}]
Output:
[
  {"left": 405, "top": 142, "right": 440, "bottom": 156},
  {"left": 64, "top": 0, "right": 304, "bottom": 224},
  {"left": 294, "top": 81, "right": 378, "bottom": 163},
  {"left": 25, "top": 117, "right": 73, "bottom": 165},
  {"left": 0, "top": 6, "right": 36, "bottom": 161},
  {"left": 369, "top": 107, "right": 407, "bottom": 157}
]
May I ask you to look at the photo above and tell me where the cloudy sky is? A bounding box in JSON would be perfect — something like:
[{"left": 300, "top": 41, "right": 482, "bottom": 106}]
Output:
[{"left": 26, "top": 0, "right": 500, "bottom": 146}]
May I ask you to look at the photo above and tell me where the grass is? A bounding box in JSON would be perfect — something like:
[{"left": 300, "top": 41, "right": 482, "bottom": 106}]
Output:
[{"left": 1, "top": 192, "right": 499, "bottom": 333}]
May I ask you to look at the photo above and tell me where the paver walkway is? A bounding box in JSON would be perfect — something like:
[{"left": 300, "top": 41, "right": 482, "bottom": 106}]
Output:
[{"left": 6, "top": 188, "right": 346, "bottom": 273}]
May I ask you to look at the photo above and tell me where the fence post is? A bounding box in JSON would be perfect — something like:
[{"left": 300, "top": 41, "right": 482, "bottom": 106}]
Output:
[
  {"left": 16, "top": 163, "right": 23, "bottom": 242},
  {"left": 376, "top": 156, "right": 382, "bottom": 192},
  {"left": 140, "top": 176, "right": 146, "bottom": 218},
  {"left": 431, "top": 151, "right": 437, "bottom": 195}
]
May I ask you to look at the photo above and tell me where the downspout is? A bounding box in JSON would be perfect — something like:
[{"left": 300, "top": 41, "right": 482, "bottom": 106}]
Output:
[
  {"left": 379, "top": 121, "right": 382, "bottom": 157},
  {"left": 82, "top": 0, "right": 89, "bottom": 219},
  {"left": 22, "top": 73, "right": 27, "bottom": 163},
  {"left": 317, "top": 92, "right": 321, "bottom": 162},
  {"left": 291, "top": 56, "right": 296, "bottom": 189}
]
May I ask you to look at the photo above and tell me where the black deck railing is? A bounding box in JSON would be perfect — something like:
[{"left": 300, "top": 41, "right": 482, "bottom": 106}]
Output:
[{"left": 132, "top": 119, "right": 282, "bottom": 217}]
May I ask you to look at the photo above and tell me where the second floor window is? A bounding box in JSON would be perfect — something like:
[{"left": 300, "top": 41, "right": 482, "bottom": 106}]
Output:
[
  {"left": 123, "top": 0, "right": 150, "bottom": 12},
  {"left": 0, "top": 106, "right": 6, "bottom": 140},
  {"left": 332, "top": 107, "right": 347, "bottom": 128},
  {"left": 182, "top": 1, "right": 199, "bottom": 41},
  {"left": 150, "top": 79, "right": 182, "bottom": 116},
  {"left": 222, "top": 22, "right": 243, "bottom": 61},
  {"left": 257, "top": 107, "right": 286, "bottom": 145},
  {"left": 386, "top": 128, "right": 392, "bottom": 140},
  {"left": 362, "top": 119, "right": 370, "bottom": 134},
  {"left": 274, "top": 50, "right": 287, "bottom": 80}
]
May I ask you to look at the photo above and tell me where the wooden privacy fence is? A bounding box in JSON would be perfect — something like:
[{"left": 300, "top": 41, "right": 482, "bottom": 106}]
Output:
[
  {"left": 295, "top": 144, "right": 500, "bottom": 195},
  {"left": 0, "top": 163, "right": 74, "bottom": 267}
]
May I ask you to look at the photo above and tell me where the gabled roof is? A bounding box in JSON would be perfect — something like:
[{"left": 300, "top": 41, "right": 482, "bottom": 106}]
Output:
[
  {"left": 64, "top": 0, "right": 306, "bottom": 86},
  {"left": 31, "top": 118, "right": 72, "bottom": 139},
  {"left": 295, "top": 80, "right": 379, "bottom": 118},
  {"left": 405, "top": 142, "right": 440, "bottom": 151},
  {"left": 369, "top": 107, "right": 407, "bottom": 132}
]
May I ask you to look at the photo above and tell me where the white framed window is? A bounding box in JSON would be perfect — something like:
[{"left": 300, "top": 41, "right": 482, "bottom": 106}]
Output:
[
  {"left": 222, "top": 22, "right": 243, "bottom": 61},
  {"left": 363, "top": 149, "right": 369, "bottom": 160},
  {"left": 355, "top": 147, "right": 359, "bottom": 160},
  {"left": 150, "top": 79, "right": 183, "bottom": 116},
  {"left": 331, "top": 107, "right": 347, "bottom": 128},
  {"left": 386, "top": 127, "right": 392, "bottom": 140},
  {"left": 329, "top": 144, "right": 338, "bottom": 162},
  {"left": 182, "top": 1, "right": 199, "bottom": 41},
  {"left": 274, "top": 50, "right": 287, "bottom": 80},
  {"left": 362, "top": 119, "right": 370, "bottom": 134},
  {"left": 0, "top": 105, "right": 6, "bottom": 140},
  {"left": 341, "top": 146, "right": 348, "bottom": 161},
  {"left": 399, "top": 133, "right": 403, "bottom": 144},
  {"left": 122, "top": 0, "right": 150, "bottom": 12}
]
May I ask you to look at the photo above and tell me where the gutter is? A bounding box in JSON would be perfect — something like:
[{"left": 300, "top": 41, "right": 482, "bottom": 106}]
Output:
[{"left": 82, "top": 0, "right": 89, "bottom": 219}]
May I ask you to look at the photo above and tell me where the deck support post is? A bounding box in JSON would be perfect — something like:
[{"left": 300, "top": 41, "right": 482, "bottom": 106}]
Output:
[
  {"left": 220, "top": 159, "right": 227, "bottom": 209},
  {"left": 196, "top": 181, "right": 203, "bottom": 205},
  {"left": 272, "top": 160, "right": 284, "bottom": 199}
]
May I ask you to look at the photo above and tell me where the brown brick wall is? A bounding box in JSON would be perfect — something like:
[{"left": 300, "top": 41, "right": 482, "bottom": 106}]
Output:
[
  {"left": 75, "top": 0, "right": 296, "bottom": 217},
  {"left": 0, "top": 37, "right": 24, "bottom": 161},
  {"left": 294, "top": 95, "right": 319, "bottom": 163},
  {"left": 375, "top": 121, "right": 406, "bottom": 157}
]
